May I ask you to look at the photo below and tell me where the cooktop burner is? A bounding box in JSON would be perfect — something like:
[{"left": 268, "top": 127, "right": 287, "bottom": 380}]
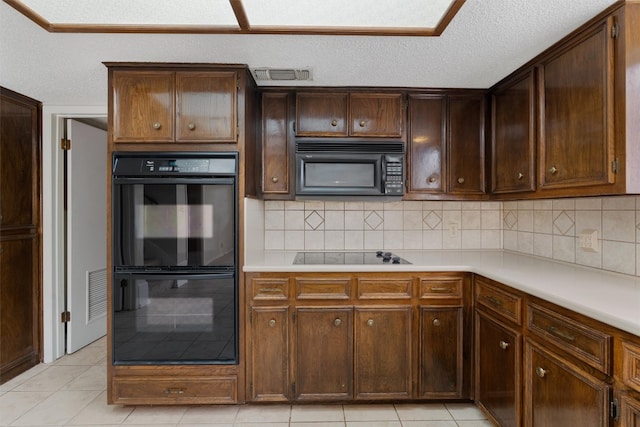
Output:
[{"left": 293, "top": 251, "right": 411, "bottom": 265}]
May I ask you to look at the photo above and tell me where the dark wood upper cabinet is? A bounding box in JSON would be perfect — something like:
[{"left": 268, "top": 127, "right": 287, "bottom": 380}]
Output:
[
  {"left": 295, "top": 92, "right": 403, "bottom": 138},
  {"left": 538, "top": 17, "right": 614, "bottom": 190},
  {"left": 491, "top": 69, "right": 537, "bottom": 194},
  {"left": 261, "top": 92, "right": 291, "bottom": 196}
]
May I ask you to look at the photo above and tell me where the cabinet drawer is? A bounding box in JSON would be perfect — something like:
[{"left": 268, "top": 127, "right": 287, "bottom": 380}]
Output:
[
  {"left": 111, "top": 376, "right": 237, "bottom": 404},
  {"left": 527, "top": 303, "right": 611, "bottom": 374},
  {"left": 251, "top": 278, "right": 289, "bottom": 301},
  {"left": 622, "top": 340, "right": 640, "bottom": 393},
  {"left": 356, "top": 277, "right": 412, "bottom": 299},
  {"left": 475, "top": 278, "right": 522, "bottom": 325},
  {"left": 295, "top": 277, "right": 351, "bottom": 300},
  {"left": 419, "top": 277, "right": 463, "bottom": 299}
]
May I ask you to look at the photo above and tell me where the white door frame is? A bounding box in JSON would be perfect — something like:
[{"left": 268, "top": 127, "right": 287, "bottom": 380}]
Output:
[{"left": 41, "top": 106, "right": 107, "bottom": 363}]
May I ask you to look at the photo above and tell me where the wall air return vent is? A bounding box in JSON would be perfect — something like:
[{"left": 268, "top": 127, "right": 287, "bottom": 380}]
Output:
[{"left": 251, "top": 68, "right": 313, "bottom": 82}]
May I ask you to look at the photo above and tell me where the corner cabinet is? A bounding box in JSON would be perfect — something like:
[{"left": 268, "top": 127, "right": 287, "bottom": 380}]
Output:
[
  {"left": 245, "top": 271, "right": 471, "bottom": 403},
  {"left": 108, "top": 65, "right": 241, "bottom": 144}
]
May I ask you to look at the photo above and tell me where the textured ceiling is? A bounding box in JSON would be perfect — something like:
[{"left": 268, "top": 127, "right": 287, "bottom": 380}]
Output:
[{"left": 0, "top": 0, "right": 619, "bottom": 106}]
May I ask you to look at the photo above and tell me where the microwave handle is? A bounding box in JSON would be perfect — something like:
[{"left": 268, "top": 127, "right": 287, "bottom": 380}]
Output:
[{"left": 381, "top": 156, "right": 387, "bottom": 186}]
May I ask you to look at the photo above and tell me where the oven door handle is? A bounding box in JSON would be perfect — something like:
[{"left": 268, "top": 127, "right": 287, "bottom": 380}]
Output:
[
  {"left": 112, "top": 177, "right": 235, "bottom": 185},
  {"left": 113, "top": 272, "right": 235, "bottom": 281}
]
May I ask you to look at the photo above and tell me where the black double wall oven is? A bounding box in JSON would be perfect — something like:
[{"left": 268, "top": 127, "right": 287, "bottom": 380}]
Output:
[{"left": 111, "top": 152, "right": 238, "bottom": 365}]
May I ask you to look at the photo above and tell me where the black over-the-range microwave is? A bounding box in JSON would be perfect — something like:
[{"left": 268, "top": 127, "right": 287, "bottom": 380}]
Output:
[{"left": 295, "top": 140, "right": 405, "bottom": 199}]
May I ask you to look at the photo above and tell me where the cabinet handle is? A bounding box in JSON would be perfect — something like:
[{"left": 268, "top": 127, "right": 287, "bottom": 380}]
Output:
[
  {"left": 334, "top": 318, "right": 342, "bottom": 326},
  {"left": 549, "top": 166, "right": 558, "bottom": 175},
  {"left": 548, "top": 325, "right": 576, "bottom": 342},
  {"left": 428, "top": 176, "right": 437, "bottom": 183},
  {"left": 163, "top": 388, "right": 185, "bottom": 394},
  {"left": 271, "top": 176, "right": 279, "bottom": 183},
  {"left": 516, "top": 172, "right": 524, "bottom": 180},
  {"left": 153, "top": 122, "right": 161, "bottom": 130},
  {"left": 486, "top": 295, "right": 503, "bottom": 306},
  {"left": 535, "top": 367, "right": 548, "bottom": 378},
  {"left": 429, "top": 286, "right": 451, "bottom": 293},
  {"left": 457, "top": 177, "right": 465, "bottom": 184},
  {"left": 499, "top": 340, "right": 510, "bottom": 350},
  {"left": 433, "top": 318, "right": 441, "bottom": 326},
  {"left": 187, "top": 122, "right": 196, "bottom": 130},
  {"left": 359, "top": 120, "right": 366, "bottom": 127},
  {"left": 268, "top": 319, "right": 276, "bottom": 327},
  {"left": 367, "top": 319, "right": 374, "bottom": 327},
  {"left": 331, "top": 119, "right": 338, "bottom": 127}
]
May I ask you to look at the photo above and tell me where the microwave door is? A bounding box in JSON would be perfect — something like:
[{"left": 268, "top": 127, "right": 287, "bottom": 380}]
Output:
[{"left": 296, "top": 153, "right": 383, "bottom": 196}]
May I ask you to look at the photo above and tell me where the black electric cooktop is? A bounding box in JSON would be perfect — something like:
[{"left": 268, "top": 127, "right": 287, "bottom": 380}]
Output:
[{"left": 293, "top": 251, "right": 411, "bottom": 265}]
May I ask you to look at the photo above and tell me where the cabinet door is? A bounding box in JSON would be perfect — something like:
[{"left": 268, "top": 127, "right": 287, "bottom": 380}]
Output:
[
  {"left": 349, "top": 93, "right": 403, "bottom": 137},
  {"left": 620, "top": 394, "right": 640, "bottom": 427},
  {"left": 407, "top": 95, "right": 446, "bottom": 194},
  {"left": 111, "top": 70, "right": 174, "bottom": 142},
  {"left": 448, "top": 95, "right": 486, "bottom": 194},
  {"left": 491, "top": 70, "right": 536, "bottom": 194},
  {"left": 524, "top": 339, "right": 610, "bottom": 427},
  {"left": 176, "top": 71, "right": 237, "bottom": 142},
  {"left": 248, "top": 307, "right": 289, "bottom": 402},
  {"left": 261, "top": 92, "right": 290, "bottom": 195},
  {"left": 295, "top": 93, "right": 348, "bottom": 136},
  {"left": 539, "top": 18, "right": 615, "bottom": 189},
  {"left": 294, "top": 307, "right": 353, "bottom": 400},
  {"left": 475, "top": 311, "right": 522, "bottom": 427},
  {"left": 419, "top": 306, "right": 464, "bottom": 398},
  {"left": 354, "top": 307, "right": 412, "bottom": 399}
]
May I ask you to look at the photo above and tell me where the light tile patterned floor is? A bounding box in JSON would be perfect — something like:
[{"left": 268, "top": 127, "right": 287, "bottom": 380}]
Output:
[{"left": 0, "top": 338, "right": 492, "bottom": 426}]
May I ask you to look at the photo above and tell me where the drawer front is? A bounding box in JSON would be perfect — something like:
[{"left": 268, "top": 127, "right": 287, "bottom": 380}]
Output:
[
  {"left": 527, "top": 303, "right": 611, "bottom": 374},
  {"left": 419, "top": 277, "right": 463, "bottom": 299},
  {"left": 111, "top": 376, "right": 238, "bottom": 404},
  {"left": 295, "top": 277, "right": 351, "bottom": 300},
  {"left": 475, "top": 278, "right": 522, "bottom": 325},
  {"left": 251, "top": 278, "right": 289, "bottom": 301},
  {"left": 622, "top": 340, "right": 640, "bottom": 393},
  {"left": 356, "top": 277, "right": 413, "bottom": 299}
]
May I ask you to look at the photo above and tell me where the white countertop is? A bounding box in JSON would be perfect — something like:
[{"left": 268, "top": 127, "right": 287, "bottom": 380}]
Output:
[{"left": 244, "top": 249, "right": 640, "bottom": 336}]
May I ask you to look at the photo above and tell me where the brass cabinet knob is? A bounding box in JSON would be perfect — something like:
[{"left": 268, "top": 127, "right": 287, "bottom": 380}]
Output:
[
  {"left": 334, "top": 318, "right": 342, "bottom": 326},
  {"left": 549, "top": 166, "right": 558, "bottom": 175},
  {"left": 433, "top": 318, "right": 441, "bottom": 326},
  {"left": 331, "top": 119, "right": 338, "bottom": 127},
  {"left": 359, "top": 120, "right": 366, "bottom": 127},
  {"left": 457, "top": 177, "right": 465, "bottom": 184},
  {"left": 535, "top": 367, "right": 547, "bottom": 378},
  {"left": 153, "top": 122, "right": 161, "bottom": 130},
  {"left": 367, "top": 319, "right": 374, "bottom": 327},
  {"left": 271, "top": 176, "right": 279, "bottom": 183},
  {"left": 499, "top": 340, "right": 510, "bottom": 350},
  {"left": 268, "top": 319, "right": 276, "bottom": 327},
  {"left": 517, "top": 172, "right": 524, "bottom": 180},
  {"left": 428, "top": 176, "right": 436, "bottom": 183},
  {"left": 188, "top": 122, "right": 196, "bottom": 130}
]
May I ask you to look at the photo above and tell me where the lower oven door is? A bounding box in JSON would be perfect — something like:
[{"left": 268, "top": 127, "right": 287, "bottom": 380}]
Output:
[{"left": 112, "top": 272, "right": 237, "bottom": 365}]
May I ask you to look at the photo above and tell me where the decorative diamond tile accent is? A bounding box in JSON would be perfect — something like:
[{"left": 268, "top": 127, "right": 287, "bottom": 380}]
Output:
[
  {"left": 364, "top": 211, "right": 383, "bottom": 230},
  {"left": 423, "top": 211, "right": 442, "bottom": 230},
  {"left": 553, "top": 211, "right": 575, "bottom": 235},
  {"left": 305, "top": 210, "right": 324, "bottom": 230},
  {"left": 504, "top": 211, "right": 517, "bottom": 230}
]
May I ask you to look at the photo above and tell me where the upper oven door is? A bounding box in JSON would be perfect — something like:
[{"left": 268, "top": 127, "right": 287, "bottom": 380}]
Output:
[
  {"left": 295, "top": 152, "right": 383, "bottom": 197},
  {"left": 113, "top": 177, "right": 236, "bottom": 270}
]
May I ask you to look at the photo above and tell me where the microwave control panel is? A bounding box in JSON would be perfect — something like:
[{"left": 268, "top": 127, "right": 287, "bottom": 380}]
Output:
[{"left": 383, "top": 155, "right": 404, "bottom": 195}]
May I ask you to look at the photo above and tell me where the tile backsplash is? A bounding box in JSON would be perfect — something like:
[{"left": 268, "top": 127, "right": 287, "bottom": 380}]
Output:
[{"left": 249, "top": 195, "right": 640, "bottom": 278}]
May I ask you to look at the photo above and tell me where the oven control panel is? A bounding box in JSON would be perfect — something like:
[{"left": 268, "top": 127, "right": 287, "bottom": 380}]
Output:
[
  {"left": 112, "top": 153, "right": 237, "bottom": 176},
  {"left": 144, "top": 159, "right": 210, "bottom": 173}
]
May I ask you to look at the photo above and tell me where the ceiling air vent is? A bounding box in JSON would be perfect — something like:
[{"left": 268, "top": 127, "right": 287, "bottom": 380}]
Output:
[{"left": 251, "top": 68, "right": 313, "bottom": 82}]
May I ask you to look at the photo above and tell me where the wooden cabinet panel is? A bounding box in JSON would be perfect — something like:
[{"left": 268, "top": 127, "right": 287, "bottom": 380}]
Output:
[
  {"left": 476, "top": 277, "right": 523, "bottom": 325},
  {"left": 419, "top": 276, "right": 463, "bottom": 299},
  {"left": 294, "top": 307, "right": 353, "bottom": 400},
  {"left": 524, "top": 338, "right": 610, "bottom": 427},
  {"left": 250, "top": 277, "right": 289, "bottom": 301},
  {"left": 620, "top": 394, "right": 640, "bottom": 427},
  {"left": 296, "top": 92, "right": 348, "bottom": 136},
  {"left": 622, "top": 341, "right": 640, "bottom": 393},
  {"left": 175, "top": 71, "right": 237, "bottom": 142},
  {"left": 539, "top": 18, "right": 614, "bottom": 189},
  {"left": 419, "top": 306, "right": 464, "bottom": 398},
  {"left": 407, "top": 95, "right": 446, "bottom": 193},
  {"left": 295, "top": 277, "right": 351, "bottom": 300},
  {"left": 248, "top": 307, "right": 289, "bottom": 401},
  {"left": 448, "top": 95, "right": 486, "bottom": 194},
  {"left": 354, "top": 307, "right": 412, "bottom": 399},
  {"left": 491, "top": 69, "right": 537, "bottom": 194},
  {"left": 111, "top": 70, "right": 174, "bottom": 142},
  {"left": 261, "top": 92, "right": 290, "bottom": 194},
  {"left": 476, "top": 311, "right": 522, "bottom": 427},
  {"left": 356, "top": 277, "right": 412, "bottom": 300},
  {"left": 349, "top": 93, "right": 403, "bottom": 138},
  {"left": 111, "top": 376, "right": 238, "bottom": 405}
]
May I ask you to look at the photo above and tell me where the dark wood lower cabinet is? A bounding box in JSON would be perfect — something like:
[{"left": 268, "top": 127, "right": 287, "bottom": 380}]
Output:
[
  {"left": 620, "top": 394, "right": 640, "bottom": 427},
  {"left": 524, "top": 338, "right": 610, "bottom": 427}
]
